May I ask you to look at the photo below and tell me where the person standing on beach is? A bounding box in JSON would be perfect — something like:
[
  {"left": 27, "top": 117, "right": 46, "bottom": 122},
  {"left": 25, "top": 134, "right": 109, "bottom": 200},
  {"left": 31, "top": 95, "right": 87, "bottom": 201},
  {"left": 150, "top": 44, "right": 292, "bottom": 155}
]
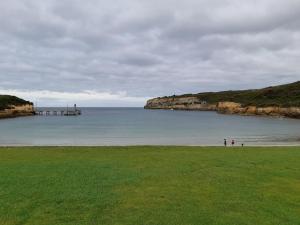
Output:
[{"left": 224, "top": 139, "right": 227, "bottom": 147}]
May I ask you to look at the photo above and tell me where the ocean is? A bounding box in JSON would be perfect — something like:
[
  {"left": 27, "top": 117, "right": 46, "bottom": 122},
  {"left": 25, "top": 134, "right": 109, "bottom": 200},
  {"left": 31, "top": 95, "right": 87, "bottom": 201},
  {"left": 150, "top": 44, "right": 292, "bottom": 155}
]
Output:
[{"left": 0, "top": 107, "right": 300, "bottom": 146}]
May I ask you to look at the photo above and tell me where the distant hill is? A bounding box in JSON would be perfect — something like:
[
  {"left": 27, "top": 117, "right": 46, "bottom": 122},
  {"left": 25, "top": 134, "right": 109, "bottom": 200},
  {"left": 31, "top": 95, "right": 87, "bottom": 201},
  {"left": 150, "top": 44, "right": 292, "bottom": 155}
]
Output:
[
  {"left": 0, "top": 95, "right": 33, "bottom": 110},
  {"left": 145, "top": 81, "right": 300, "bottom": 118},
  {"left": 161, "top": 81, "right": 300, "bottom": 107}
]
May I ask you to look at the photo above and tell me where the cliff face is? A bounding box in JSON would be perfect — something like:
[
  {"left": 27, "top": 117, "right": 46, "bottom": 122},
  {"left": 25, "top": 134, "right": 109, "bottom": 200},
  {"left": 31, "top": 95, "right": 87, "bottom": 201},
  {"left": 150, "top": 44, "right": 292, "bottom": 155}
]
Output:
[
  {"left": 145, "top": 97, "right": 300, "bottom": 119},
  {"left": 145, "top": 81, "right": 300, "bottom": 118},
  {"left": 145, "top": 97, "right": 217, "bottom": 110},
  {"left": 0, "top": 104, "right": 35, "bottom": 119},
  {"left": 217, "top": 102, "right": 300, "bottom": 118}
]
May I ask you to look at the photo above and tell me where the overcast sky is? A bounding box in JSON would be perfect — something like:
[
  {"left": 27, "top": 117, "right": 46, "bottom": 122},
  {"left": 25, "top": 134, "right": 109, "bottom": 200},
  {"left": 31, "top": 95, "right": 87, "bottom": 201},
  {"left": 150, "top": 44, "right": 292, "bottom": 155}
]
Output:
[{"left": 0, "top": 0, "right": 300, "bottom": 106}]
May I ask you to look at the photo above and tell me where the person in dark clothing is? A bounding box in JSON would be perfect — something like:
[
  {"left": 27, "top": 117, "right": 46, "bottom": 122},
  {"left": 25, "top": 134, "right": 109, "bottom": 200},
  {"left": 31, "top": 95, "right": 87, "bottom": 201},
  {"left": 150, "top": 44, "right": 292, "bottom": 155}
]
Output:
[
  {"left": 231, "top": 139, "right": 235, "bottom": 146},
  {"left": 224, "top": 139, "right": 227, "bottom": 147}
]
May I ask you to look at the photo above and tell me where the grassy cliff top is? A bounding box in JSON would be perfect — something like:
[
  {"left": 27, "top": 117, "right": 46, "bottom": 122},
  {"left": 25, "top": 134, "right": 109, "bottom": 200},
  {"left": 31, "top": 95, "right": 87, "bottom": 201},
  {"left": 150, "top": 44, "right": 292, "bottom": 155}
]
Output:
[
  {"left": 162, "top": 81, "right": 300, "bottom": 107},
  {"left": 0, "top": 95, "right": 33, "bottom": 110}
]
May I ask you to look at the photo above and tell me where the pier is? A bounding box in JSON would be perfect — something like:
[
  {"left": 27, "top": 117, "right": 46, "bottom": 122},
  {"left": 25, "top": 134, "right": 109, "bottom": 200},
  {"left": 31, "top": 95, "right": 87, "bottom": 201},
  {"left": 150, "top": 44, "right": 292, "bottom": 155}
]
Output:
[{"left": 35, "top": 104, "right": 81, "bottom": 116}]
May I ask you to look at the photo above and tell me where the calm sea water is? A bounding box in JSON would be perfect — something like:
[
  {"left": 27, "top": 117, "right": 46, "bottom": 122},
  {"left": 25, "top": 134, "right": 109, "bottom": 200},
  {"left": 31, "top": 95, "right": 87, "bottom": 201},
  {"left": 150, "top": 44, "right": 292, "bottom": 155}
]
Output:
[{"left": 0, "top": 107, "right": 300, "bottom": 146}]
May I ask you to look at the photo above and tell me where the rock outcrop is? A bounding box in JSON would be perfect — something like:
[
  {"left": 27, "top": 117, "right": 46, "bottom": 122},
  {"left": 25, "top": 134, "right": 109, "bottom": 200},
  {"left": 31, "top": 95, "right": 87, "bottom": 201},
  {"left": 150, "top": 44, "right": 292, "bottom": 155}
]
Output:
[
  {"left": 145, "top": 97, "right": 300, "bottom": 119},
  {"left": 217, "top": 102, "right": 300, "bottom": 118},
  {"left": 145, "top": 97, "right": 217, "bottom": 111},
  {"left": 145, "top": 81, "right": 300, "bottom": 119},
  {"left": 0, "top": 104, "right": 35, "bottom": 119}
]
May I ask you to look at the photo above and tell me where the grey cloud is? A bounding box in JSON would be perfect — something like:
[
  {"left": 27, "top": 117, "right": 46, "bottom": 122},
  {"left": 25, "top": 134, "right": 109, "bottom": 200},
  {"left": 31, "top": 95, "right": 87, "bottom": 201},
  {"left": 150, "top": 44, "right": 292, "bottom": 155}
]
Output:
[
  {"left": 117, "top": 52, "right": 163, "bottom": 67},
  {"left": 0, "top": 0, "right": 300, "bottom": 106}
]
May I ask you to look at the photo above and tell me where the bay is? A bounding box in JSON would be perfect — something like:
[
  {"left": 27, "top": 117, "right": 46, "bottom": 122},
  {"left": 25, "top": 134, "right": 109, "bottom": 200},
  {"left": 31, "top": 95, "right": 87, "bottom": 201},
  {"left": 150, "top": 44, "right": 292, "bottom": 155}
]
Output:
[{"left": 0, "top": 107, "right": 300, "bottom": 146}]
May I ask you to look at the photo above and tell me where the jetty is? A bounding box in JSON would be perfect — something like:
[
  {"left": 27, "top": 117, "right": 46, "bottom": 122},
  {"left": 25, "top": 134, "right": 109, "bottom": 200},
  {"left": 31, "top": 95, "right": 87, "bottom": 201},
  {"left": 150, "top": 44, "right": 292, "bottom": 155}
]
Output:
[{"left": 35, "top": 104, "right": 81, "bottom": 116}]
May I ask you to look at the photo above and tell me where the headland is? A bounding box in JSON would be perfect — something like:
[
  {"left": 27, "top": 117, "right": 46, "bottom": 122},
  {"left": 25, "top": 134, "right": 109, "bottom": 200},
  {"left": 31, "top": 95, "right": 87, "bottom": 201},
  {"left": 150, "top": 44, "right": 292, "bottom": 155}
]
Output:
[{"left": 145, "top": 81, "right": 300, "bottom": 119}]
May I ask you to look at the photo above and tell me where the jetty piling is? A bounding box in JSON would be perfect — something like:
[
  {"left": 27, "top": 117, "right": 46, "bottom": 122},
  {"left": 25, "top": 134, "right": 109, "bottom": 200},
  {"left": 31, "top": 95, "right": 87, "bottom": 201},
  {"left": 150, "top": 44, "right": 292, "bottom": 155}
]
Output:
[{"left": 35, "top": 104, "right": 81, "bottom": 116}]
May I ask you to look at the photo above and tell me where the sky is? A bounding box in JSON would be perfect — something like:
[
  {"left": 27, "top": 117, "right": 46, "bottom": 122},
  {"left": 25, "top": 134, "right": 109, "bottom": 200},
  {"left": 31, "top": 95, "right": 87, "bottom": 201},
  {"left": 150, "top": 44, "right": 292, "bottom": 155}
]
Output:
[{"left": 0, "top": 0, "right": 300, "bottom": 107}]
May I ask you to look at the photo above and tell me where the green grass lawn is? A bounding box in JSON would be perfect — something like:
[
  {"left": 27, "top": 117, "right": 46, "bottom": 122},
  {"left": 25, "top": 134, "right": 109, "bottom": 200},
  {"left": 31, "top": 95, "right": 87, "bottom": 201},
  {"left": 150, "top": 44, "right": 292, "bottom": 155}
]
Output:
[{"left": 0, "top": 146, "right": 300, "bottom": 225}]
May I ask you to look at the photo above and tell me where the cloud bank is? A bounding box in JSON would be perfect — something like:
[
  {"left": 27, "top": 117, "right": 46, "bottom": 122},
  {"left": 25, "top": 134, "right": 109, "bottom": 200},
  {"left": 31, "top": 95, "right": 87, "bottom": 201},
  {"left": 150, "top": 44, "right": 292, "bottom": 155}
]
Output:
[
  {"left": 0, "top": 0, "right": 300, "bottom": 106},
  {"left": 0, "top": 89, "right": 149, "bottom": 107}
]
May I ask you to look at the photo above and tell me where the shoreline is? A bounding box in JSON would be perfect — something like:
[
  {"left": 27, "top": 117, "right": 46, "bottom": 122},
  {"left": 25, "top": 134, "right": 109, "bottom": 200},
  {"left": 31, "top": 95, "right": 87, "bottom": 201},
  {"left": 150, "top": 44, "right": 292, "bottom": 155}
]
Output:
[
  {"left": 0, "top": 113, "right": 35, "bottom": 120},
  {"left": 0, "top": 144, "right": 300, "bottom": 147},
  {"left": 145, "top": 106, "right": 300, "bottom": 120}
]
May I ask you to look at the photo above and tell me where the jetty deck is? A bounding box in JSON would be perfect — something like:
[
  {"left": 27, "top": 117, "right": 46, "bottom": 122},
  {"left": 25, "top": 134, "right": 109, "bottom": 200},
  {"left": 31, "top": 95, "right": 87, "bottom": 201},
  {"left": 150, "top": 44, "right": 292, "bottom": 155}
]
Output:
[{"left": 35, "top": 104, "right": 81, "bottom": 116}]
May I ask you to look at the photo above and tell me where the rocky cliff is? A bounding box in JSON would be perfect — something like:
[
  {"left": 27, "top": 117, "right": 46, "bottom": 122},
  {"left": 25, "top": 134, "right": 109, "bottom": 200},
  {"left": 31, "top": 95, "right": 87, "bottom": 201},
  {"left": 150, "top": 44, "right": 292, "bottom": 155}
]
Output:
[
  {"left": 0, "top": 95, "right": 34, "bottom": 119},
  {"left": 145, "top": 97, "right": 300, "bottom": 118},
  {"left": 145, "top": 97, "right": 217, "bottom": 110},
  {"left": 217, "top": 102, "right": 300, "bottom": 118},
  {"left": 144, "top": 81, "right": 300, "bottom": 119}
]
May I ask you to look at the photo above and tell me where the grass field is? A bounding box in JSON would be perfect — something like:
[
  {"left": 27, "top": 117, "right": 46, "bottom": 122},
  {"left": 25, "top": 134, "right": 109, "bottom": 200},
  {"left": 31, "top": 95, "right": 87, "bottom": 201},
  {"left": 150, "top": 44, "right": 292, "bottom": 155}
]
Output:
[{"left": 0, "top": 146, "right": 300, "bottom": 225}]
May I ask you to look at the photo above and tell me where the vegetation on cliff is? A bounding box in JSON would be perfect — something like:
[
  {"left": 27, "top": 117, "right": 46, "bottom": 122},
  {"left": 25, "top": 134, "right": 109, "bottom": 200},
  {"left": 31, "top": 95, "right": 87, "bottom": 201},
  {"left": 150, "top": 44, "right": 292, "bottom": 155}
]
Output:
[
  {"left": 0, "top": 95, "right": 33, "bottom": 110},
  {"left": 161, "top": 81, "right": 300, "bottom": 107}
]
